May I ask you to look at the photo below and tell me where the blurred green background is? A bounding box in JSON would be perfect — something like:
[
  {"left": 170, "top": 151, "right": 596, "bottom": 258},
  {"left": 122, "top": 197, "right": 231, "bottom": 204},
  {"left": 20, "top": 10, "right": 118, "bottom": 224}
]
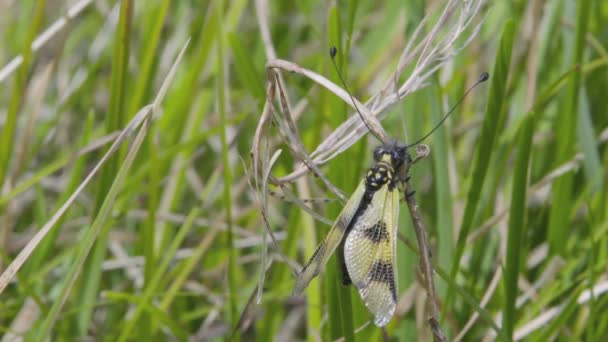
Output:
[{"left": 0, "top": 0, "right": 607, "bottom": 340}]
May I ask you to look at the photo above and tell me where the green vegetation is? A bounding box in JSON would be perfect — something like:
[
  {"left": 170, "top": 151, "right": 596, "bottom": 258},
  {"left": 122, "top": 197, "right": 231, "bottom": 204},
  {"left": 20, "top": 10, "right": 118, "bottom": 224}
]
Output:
[{"left": 0, "top": 0, "right": 607, "bottom": 340}]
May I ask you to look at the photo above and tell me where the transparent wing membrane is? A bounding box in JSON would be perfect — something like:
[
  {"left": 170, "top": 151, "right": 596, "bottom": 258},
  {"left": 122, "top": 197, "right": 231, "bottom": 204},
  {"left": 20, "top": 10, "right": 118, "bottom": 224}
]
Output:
[
  {"left": 293, "top": 180, "right": 366, "bottom": 294},
  {"left": 344, "top": 185, "right": 399, "bottom": 326}
]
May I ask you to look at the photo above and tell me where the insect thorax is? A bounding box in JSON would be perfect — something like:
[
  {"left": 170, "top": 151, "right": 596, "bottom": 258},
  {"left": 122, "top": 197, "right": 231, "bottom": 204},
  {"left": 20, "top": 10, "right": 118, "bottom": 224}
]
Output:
[
  {"left": 366, "top": 144, "right": 410, "bottom": 192},
  {"left": 365, "top": 160, "right": 394, "bottom": 191}
]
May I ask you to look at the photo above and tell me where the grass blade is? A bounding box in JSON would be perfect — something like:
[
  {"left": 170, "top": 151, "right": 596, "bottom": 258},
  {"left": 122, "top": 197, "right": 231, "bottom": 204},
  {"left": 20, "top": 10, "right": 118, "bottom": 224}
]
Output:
[
  {"left": 215, "top": 0, "right": 240, "bottom": 335},
  {"left": 117, "top": 207, "right": 201, "bottom": 340},
  {"left": 503, "top": 113, "right": 535, "bottom": 338},
  {"left": 22, "top": 112, "right": 94, "bottom": 276},
  {"left": 547, "top": 0, "right": 590, "bottom": 256},
  {"left": 430, "top": 81, "right": 454, "bottom": 297},
  {"left": 36, "top": 110, "right": 151, "bottom": 339},
  {"left": 77, "top": 1, "right": 133, "bottom": 333},
  {"left": 444, "top": 19, "right": 515, "bottom": 319},
  {"left": 0, "top": 0, "right": 46, "bottom": 192}
]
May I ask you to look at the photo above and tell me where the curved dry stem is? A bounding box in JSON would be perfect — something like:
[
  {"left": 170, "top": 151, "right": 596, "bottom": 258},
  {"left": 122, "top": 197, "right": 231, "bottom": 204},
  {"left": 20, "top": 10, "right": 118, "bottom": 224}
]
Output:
[{"left": 262, "top": 0, "right": 488, "bottom": 184}]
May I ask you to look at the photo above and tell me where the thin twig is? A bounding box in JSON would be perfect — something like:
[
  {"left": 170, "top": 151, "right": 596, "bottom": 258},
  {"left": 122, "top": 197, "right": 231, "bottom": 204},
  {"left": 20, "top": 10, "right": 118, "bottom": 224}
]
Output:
[{"left": 403, "top": 146, "right": 447, "bottom": 342}]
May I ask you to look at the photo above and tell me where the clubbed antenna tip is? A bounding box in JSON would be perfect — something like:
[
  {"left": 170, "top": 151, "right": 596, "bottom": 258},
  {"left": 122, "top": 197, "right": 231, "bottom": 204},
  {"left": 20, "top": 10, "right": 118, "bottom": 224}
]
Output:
[
  {"left": 407, "top": 71, "right": 490, "bottom": 147},
  {"left": 479, "top": 72, "right": 489, "bottom": 82},
  {"left": 329, "top": 46, "right": 385, "bottom": 144}
]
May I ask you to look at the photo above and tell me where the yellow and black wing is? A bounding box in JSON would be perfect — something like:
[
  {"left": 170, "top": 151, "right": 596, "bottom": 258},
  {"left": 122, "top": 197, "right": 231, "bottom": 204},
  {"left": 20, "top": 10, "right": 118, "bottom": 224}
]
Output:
[
  {"left": 293, "top": 180, "right": 367, "bottom": 294},
  {"left": 344, "top": 183, "right": 399, "bottom": 326}
]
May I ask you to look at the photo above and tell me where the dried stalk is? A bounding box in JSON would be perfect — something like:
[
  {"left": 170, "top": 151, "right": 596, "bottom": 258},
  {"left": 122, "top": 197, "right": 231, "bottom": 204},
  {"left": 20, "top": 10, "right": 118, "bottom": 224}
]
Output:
[
  {"left": 403, "top": 145, "right": 447, "bottom": 342},
  {"left": 265, "top": 0, "right": 487, "bottom": 184}
]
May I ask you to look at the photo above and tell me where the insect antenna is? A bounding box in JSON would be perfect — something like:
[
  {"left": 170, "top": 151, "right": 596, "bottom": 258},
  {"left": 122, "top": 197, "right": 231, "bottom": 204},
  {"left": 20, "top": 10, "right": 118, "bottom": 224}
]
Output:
[
  {"left": 329, "top": 46, "right": 385, "bottom": 144},
  {"left": 406, "top": 72, "right": 489, "bottom": 148}
]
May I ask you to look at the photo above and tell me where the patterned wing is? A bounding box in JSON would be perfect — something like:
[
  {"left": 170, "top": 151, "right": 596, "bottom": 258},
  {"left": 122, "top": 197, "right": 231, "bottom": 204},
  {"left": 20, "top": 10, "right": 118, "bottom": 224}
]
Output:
[
  {"left": 293, "top": 180, "right": 366, "bottom": 294},
  {"left": 344, "top": 184, "right": 399, "bottom": 326}
]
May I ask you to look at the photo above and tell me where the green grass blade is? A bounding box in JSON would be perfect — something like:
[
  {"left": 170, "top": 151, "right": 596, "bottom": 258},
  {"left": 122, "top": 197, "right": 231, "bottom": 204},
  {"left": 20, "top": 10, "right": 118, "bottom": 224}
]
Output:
[
  {"left": 0, "top": 130, "right": 114, "bottom": 207},
  {"left": 429, "top": 82, "right": 454, "bottom": 297},
  {"left": 23, "top": 112, "right": 94, "bottom": 276},
  {"left": 126, "top": 0, "right": 170, "bottom": 117},
  {"left": 37, "top": 114, "right": 151, "bottom": 339},
  {"left": 140, "top": 124, "right": 159, "bottom": 337},
  {"left": 0, "top": 0, "right": 46, "bottom": 191},
  {"left": 576, "top": 87, "right": 602, "bottom": 192},
  {"left": 77, "top": 1, "right": 133, "bottom": 334},
  {"left": 434, "top": 265, "right": 504, "bottom": 338},
  {"left": 215, "top": 0, "right": 239, "bottom": 335},
  {"left": 298, "top": 199, "right": 323, "bottom": 340},
  {"left": 535, "top": 286, "right": 584, "bottom": 341},
  {"left": 445, "top": 19, "right": 515, "bottom": 319},
  {"left": 503, "top": 113, "right": 535, "bottom": 339},
  {"left": 117, "top": 206, "right": 200, "bottom": 340},
  {"left": 159, "top": 229, "right": 219, "bottom": 311},
  {"left": 324, "top": 5, "right": 356, "bottom": 341},
  {"left": 154, "top": 0, "right": 218, "bottom": 255},
  {"left": 228, "top": 32, "right": 265, "bottom": 100},
  {"left": 547, "top": 0, "right": 590, "bottom": 256},
  {"left": 104, "top": 291, "right": 188, "bottom": 339}
]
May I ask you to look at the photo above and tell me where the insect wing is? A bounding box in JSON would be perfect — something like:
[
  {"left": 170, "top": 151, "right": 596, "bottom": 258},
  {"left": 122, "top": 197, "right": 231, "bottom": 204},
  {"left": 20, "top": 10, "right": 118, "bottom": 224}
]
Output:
[
  {"left": 293, "top": 180, "right": 366, "bottom": 294},
  {"left": 344, "top": 184, "right": 399, "bottom": 326}
]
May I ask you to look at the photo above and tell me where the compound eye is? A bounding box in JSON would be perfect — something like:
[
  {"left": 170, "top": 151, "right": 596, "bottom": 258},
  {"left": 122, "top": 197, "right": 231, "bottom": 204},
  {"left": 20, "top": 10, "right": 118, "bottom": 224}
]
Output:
[
  {"left": 391, "top": 152, "right": 402, "bottom": 166},
  {"left": 373, "top": 148, "right": 384, "bottom": 161}
]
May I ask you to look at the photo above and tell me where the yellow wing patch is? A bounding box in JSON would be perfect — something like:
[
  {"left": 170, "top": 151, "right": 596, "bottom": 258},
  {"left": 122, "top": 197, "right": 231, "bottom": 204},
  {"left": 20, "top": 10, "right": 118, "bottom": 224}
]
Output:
[
  {"left": 293, "top": 180, "right": 366, "bottom": 294},
  {"left": 344, "top": 184, "right": 399, "bottom": 326}
]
